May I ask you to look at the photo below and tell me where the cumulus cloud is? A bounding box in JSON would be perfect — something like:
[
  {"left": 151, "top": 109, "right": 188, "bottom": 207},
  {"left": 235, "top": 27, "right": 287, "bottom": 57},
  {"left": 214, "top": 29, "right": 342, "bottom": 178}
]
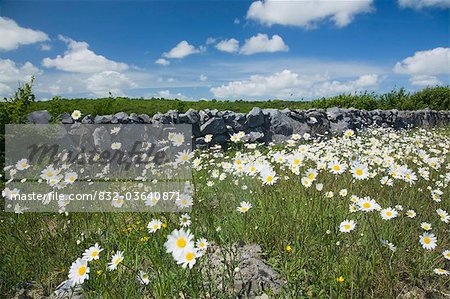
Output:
[
  {"left": 199, "top": 74, "right": 208, "bottom": 81},
  {"left": 398, "top": 0, "right": 450, "bottom": 9},
  {"left": 42, "top": 35, "right": 129, "bottom": 73},
  {"left": 156, "top": 90, "right": 189, "bottom": 100},
  {"left": 215, "top": 38, "right": 240, "bottom": 53},
  {"left": 162, "top": 40, "right": 201, "bottom": 59},
  {"left": 240, "top": 34, "right": 288, "bottom": 55},
  {"left": 246, "top": 0, "right": 373, "bottom": 28},
  {"left": 155, "top": 58, "right": 170, "bottom": 66},
  {"left": 0, "top": 59, "right": 41, "bottom": 98},
  {"left": 210, "top": 69, "right": 380, "bottom": 98},
  {"left": 394, "top": 47, "right": 450, "bottom": 86},
  {"left": 0, "top": 17, "right": 49, "bottom": 51},
  {"left": 86, "top": 71, "right": 136, "bottom": 97}
]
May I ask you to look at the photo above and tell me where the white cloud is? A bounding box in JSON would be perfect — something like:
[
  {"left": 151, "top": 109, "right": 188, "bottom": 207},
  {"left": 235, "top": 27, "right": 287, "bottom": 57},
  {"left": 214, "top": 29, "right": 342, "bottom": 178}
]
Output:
[
  {"left": 162, "top": 40, "right": 201, "bottom": 59},
  {"left": 167, "top": 77, "right": 175, "bottom": 82},
  {"left": 246, "top": 0, "right": 373, "bottom": 28},
  {"left": 210, "top": 69, "right": 380, "bottom": 98},
  {"left": 240, "top": 33, "right": 289, "bottom": 55},
  {"left": 398, "top": 0, "right": 450, "bottom": 9},
  {"left": 42, "top": 35, "right": 129, "bottom": 73},
  {"left": 199, "top": 74, "right": 208, "bottom": 81},
  {"left": 0, "top": 17, "right": 49, "bottom": 51},
  {"left": 40, "top": 44, "right": 51, "bottom": 51},
  {"left": 409, "top": 75, "right": 442, "bottom": 86},
  {"left": 155, "top": 58, "right": 170, "bottom": 66},
  {"left": 206, "top": 37, "right": 217, "bottom": 45},
  {"left": 215, "top": 38, "right": 240, "bottom": 53},
  {"left": 394, "top": 47, "right": 450, "bottom": 86},
  {"left": 86, "top": 71, "right": 136, "bottom": 97},
  {"left": 0, "top": 59, "right": 41, "bottom": 98},
  {"left": 156, "top": 90, "right": 189, "bottom": 100},
  {"left": 234, "top": 18, "right": 241, "bottom": 24}
]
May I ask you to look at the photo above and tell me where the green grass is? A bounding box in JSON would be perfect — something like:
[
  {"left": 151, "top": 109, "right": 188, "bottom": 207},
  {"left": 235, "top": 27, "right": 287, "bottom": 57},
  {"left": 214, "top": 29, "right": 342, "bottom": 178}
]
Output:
[{"left": 1, "top": 127, "right": 450, "bottom": 298}]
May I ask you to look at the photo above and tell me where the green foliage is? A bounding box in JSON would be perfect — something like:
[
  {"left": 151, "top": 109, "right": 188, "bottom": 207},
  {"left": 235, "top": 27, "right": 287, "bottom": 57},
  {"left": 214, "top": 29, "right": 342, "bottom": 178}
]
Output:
[{"left": 12, "top": 86, "right": 448, "bottom": 117}]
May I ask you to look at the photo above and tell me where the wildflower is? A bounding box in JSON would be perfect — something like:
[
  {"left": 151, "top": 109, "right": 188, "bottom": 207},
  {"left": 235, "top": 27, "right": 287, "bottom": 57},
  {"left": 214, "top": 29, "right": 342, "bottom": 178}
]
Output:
[
  {"left": 339, "top": 220, "right": 356, "bottom": 233},
  {"left": 16, "top": 159, "right": 30, "bottom": 170},
  {"left": 176, "top": 150, "right": 193, "bottom": 164},
  {"left": 434, "top": 268, "right": 449, "bottom": 276},
  {"left": 380, "top": 208, "right": 398, "bottom": 220},
  {"left": 196, "top": 238, "right": 209, "bottom": 251},
  {"left": 357, "top": 198, "right": 380, "bottom": 212},
  {"left": 339, "top": 189, "right": 348, "bottom": 197},
  {"left": 421, "top": 222, "right": 432, "bottom": 231},
  {"left": 351, "top": 163, "right": 369, "bottom": 180},
  {"left": 442, "top": 250, "right": 450, "bottom": 260},
  {"left": 205, "top": 134, "right": 213, "bottom": 143},
  {"left": 108, "top": 251, "right": 124, "bottom": 271},
  {"left": 336, "top": 276, "right": 345, "bottom": 283},
  {"left": 237, "top": 201, "right": 252, "bottom": 213},
  {"left": 111, "top": 142, "right": 122, "bottom": 150},
  {"left": 83, "top": 243, "right": 103, "bottom": 261},
  {"left": 285, "top": 245, "right": 292, "bottom": 252},
  {"left": 68, "top": 258, "right": 89, "bottom": 286},
  {"left": 147, "top": 219, "right": 162, "bottom": 233},
  {"left": 138, "top": 271, "right": 150, "bottom": 285},
  {"left": 179, "top": 213, "right": 191, "bottom": 227},
  {"left": 71, "top": 110, "right": 82, "bottom": 120},
  {"left": 436, "top": 209, "right": 450, "bottom": 223},
  {"left": 164, "top": 229, "right": 194, "bottom": 257},
  {"left": 419, "top": 233, "right": 437, "bottom": 250},
  {"left": 175, "top": 246, "right": 199, "bottom": 269},
  {"left": 406, "top": 210, "right": 416, "bottom": 218}
]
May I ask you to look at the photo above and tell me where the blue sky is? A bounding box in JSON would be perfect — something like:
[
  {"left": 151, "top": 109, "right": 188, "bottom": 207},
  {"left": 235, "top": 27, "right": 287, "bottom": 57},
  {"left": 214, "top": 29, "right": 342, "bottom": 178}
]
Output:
[{"left": 0, "top": 0, "right": 449, "bottom": 101}]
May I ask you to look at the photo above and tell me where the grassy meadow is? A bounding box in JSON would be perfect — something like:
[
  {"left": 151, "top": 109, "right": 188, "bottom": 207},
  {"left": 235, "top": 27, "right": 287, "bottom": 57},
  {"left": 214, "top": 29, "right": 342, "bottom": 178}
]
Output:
[{"left": 1, "top": 126, "right": 450, "bottom": 298}]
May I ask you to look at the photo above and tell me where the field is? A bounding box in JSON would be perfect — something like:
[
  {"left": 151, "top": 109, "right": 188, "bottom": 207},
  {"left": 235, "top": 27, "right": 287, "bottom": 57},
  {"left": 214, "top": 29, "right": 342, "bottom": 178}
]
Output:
[{"left": 1, "top": 126, "right": 450, "bottom": 298}]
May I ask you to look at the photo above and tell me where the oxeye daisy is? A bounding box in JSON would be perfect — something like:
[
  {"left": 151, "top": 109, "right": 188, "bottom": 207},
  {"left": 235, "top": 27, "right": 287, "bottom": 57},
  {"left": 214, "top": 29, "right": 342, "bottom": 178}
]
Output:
[
  {"left": 147, "top": 219, "right": 162, "bottom": 233},
  {"left": 421, "top": 222, "right": 432, "bottom": 231},
  {"left": 111, "top": 142, "right": 122, "bottom": 150},
  {"left": 357, "top": 198, "right": 380, "bottom": 212},
  {"left": 419, "top": 232, "right": 437, "bottom": 250},
  {"left": 175, "top": 246, "right": 198, "bottom": 269},
  {"left": 68, "top": 258, "right": 89, "bottom": 286},
  {"left": 351, "top": 163, "right": 369, "bottom": 180},
  {"left": 82, "top": 243, "right": 103, "bottom": 261},
  {"left": 108, "top": 250, "right": 124, "bottom": 271},
  {"left": 436, "top": 208, "right": 450, "bottom": 223},
  {"left": 16, "top": 158, "right": 30, "bottom": 171},
  {"left": 406, "top": 210, "right": 416, "bottom": 218},
  {"left": 138, "top": 271, "right": 150, "bottom": 285},
  {"left": 339, "top": 220, "right": 356, "bottom": 233},
  {"left": 442, "top": 250, "right": 450, "bottom": 260},
  {"left": 164, "top": 229, "right": 194, "bottom": 257},
  {"left": 237, "top": 201, "right": 252, "bottom": 213},
  {"left": 196, "top": 238, "right": 209, "bottom": 251},
  {"left": 433, "top": 268, "right": 449, "bottom": 276},
  {"left": 339, "top": 189, "right": 348, "bottom": 197},
  {"left": 179, "top": 213, "right": 191, "bottom": 227},
  {"left": 71, "top": 110, "right": 82, "bottom": 120},
  {"left": 380, "top": 208, "right": 398, "bottom": 220}
]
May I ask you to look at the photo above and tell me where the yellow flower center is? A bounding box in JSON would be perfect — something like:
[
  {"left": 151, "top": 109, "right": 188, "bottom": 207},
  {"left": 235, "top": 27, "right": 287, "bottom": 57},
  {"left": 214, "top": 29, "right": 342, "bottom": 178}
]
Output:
[
  {"left": 386, "top": 211, "right": 392, "bottom": 217},
  {"left": 344, "top": 224, "right": 351, "bottom": 230},
  {"left": 241, "top": 207, "right": 248, "bottom": 212},
  {"left": 92, "top": 251, "right": 98, "bottom": 257},
  {"left": 294, "top": 159, "right": 300, "bottom": 165},
  {"left": 355, "top": 169, "right": 363, "bottom": 176},
  {"left": 423, "top": 237, "right": 430, "bottom": 244},
  {"left": 186, "top": 252, "right": 195, "bottom": 261},
  {"left": 333, "top": 165, "right": 340, "bottom": 171},
  {"left": 177, "top": 237, "right": 187, "bottom": 248},
  {"left": 78, "top": 266, "right": 86, "bottom": 275},
  {"left": 363, "top": 202, "right": 371, "bottom": 209},
  {"left": 308, "top": 173, "right": 314, "bottom": 179},
  {"left": 267, "top": 176, "right": 273, "bottom": 182}
]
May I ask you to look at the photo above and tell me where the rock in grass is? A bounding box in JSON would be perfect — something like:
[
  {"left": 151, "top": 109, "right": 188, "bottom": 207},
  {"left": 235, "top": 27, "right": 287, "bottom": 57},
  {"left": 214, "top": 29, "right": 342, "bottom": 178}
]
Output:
[{"left": 204, "top": 243, "right": 287, "bottom": 298}]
